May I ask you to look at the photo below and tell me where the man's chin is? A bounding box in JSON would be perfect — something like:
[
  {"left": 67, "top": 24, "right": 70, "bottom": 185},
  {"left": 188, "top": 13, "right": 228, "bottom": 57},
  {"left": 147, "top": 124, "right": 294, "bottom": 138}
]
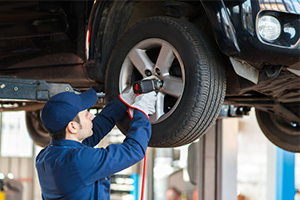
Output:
[
  {"left": 89, "top": 130, "right": 93, "bottom": 137},
  {"left": 83, "top": 131, "right": 93, "bottom": 140}
]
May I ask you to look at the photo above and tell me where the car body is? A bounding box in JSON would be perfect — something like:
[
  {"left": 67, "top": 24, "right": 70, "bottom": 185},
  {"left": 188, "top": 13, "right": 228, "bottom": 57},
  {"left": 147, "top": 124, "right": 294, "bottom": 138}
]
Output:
[{"left": 0, "top": 0, "right": 299, "bottom": 152}]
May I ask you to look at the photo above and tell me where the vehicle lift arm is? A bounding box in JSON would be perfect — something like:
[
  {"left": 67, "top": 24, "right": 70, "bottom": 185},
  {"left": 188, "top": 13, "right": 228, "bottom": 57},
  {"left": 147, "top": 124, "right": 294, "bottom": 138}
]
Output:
[{"left": 0, "top": 77, "right": 105, "bottom": 101}]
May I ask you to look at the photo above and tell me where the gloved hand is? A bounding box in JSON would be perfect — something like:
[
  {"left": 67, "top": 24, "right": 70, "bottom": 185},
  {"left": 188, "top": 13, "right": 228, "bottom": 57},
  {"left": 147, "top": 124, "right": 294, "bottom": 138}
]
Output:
[
  {"left": 119, "top": 87, "right": 136, "bottom": 107},
  {"left": 130, "top": 91, "right": 157, "bottom": 118}
]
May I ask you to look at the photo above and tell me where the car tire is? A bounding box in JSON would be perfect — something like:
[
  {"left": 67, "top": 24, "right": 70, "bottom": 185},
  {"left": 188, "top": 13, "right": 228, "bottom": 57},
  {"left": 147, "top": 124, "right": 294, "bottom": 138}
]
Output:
[
  {"left": 106, "top": 16, "right": 226, "bottom": 147},
  {"left": 255, "top": 109, "right": 300, "bottom": 152},
  {"left": 26, "top": 110, "right": 50, "bottom": 147}
]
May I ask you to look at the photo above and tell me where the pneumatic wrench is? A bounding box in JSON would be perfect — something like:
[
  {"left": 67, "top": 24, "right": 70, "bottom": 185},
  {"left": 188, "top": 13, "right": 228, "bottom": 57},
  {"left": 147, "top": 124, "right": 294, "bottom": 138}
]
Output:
[{"left": 132, "top": 78, "right": 162, "bottom": 94}]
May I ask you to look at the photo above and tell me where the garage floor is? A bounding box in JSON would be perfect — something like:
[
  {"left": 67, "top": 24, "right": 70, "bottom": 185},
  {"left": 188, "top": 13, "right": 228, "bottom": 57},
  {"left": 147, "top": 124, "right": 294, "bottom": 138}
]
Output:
[{"left": 0, "top": 109, "right": 299, "bottom": 200}]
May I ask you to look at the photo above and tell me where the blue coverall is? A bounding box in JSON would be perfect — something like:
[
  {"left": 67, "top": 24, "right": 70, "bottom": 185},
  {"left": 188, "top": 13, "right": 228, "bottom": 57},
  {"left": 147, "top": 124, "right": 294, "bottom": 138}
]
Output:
[{"left": 36, "top": 100, "right": 151, "bottom": 199}]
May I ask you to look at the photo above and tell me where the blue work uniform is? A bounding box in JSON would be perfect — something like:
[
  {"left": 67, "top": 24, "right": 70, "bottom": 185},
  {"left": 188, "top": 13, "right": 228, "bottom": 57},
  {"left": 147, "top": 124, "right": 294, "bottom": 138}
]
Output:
[{"left": 36, "top": 100, "right": 151, "bottom": 199}]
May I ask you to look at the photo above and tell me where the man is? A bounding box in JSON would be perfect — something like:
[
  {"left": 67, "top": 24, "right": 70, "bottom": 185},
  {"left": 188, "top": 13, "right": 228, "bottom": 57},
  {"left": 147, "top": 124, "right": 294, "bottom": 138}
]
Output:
[{"left": 36, "top": 87, "right": 156, "bottom": 199}]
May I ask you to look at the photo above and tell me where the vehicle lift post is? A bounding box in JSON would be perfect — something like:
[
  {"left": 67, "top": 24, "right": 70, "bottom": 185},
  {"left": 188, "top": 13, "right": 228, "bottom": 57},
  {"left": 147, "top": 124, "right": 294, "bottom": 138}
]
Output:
[{"left": 187, "top": 116, "right": 239, "bottom": 200}]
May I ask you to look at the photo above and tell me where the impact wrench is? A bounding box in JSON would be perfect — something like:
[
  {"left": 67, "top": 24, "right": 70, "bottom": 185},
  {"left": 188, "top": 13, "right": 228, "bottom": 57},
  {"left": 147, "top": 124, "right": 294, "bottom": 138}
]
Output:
[{"left": 133, "top": 78, "right": 162, "bottom": 94}]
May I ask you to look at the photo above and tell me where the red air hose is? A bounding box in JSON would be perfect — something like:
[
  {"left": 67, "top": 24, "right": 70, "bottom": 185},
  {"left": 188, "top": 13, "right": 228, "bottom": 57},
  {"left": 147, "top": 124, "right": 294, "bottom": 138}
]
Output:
[{"left": 140, "top": 150, "right": 147, "bottom": 200}]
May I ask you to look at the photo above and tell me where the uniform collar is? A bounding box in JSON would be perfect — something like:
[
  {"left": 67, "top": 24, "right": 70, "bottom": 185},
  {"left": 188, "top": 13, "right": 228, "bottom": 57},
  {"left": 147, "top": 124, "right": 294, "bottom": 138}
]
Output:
[{"left": 50, "top": 139, "right": 84, "bottom": 147}]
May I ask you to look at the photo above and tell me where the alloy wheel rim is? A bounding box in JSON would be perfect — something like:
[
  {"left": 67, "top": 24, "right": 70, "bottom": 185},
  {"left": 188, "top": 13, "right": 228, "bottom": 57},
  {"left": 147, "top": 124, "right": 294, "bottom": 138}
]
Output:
[{"left": 119, "top": 38, "right": 185, "bottom": 124}]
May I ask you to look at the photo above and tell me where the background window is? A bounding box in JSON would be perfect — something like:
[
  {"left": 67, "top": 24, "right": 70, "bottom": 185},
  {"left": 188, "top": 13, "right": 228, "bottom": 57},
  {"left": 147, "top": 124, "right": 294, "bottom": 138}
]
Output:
[{"left": 0, "top": 111, "right": 33, "bottom": 157}]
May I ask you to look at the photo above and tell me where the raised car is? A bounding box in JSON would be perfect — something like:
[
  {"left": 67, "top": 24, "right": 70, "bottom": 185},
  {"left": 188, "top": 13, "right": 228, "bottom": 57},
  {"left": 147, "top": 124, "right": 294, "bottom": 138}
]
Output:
[{"left": 0, "top": 0, "right": 299, "bottom": 152}]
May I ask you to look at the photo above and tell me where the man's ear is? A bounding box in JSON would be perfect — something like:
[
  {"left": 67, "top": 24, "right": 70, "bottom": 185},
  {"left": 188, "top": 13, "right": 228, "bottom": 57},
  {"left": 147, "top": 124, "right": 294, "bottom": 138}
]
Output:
[{"left": 67, "top": 121, "right": 78, "bottom": 134}]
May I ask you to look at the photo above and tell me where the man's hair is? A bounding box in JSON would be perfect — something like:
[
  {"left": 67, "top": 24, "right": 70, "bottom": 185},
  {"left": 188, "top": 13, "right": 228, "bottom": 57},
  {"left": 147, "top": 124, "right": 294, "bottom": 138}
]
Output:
[{"left": 49, "top": 115, "right": 81, "bottom": 140}]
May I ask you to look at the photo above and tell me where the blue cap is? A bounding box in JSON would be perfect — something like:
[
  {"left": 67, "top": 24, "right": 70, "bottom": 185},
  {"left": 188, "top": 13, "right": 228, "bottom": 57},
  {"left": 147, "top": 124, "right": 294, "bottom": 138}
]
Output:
[{"left": 41, "top": 88, "right": 97, "bottom": 133}]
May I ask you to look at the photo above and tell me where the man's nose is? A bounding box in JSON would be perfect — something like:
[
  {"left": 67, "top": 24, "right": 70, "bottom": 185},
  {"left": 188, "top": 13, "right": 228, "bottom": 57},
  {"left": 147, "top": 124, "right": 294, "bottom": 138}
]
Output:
[{"left": 88, "top": 112, "right": 95, "bottom": 121}]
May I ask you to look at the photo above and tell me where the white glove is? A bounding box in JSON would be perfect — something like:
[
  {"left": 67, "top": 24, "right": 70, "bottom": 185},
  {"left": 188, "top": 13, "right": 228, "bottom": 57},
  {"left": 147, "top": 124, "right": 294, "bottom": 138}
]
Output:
[
  {"left": 119, "top": 87, "right": 136, "bottom": 106},
  {"left": 130, "top": 91, "right": 157, "bottom": 117}
]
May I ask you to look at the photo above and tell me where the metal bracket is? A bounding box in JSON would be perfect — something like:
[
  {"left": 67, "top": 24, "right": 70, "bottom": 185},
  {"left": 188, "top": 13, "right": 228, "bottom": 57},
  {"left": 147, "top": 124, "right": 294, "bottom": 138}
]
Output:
[
  {"left": 264, "top": 65, "right": 283, "bottom": 78},
  {"left": 218, "top": 105, "right": 251, "bottom": 118},
  {"left": 230, "top": 57, "right": 259, "bottom": 84}
]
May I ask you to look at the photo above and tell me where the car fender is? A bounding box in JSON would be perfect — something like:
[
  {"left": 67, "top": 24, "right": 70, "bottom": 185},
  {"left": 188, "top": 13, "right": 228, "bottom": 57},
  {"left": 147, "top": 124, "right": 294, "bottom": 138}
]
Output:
[{"left": 85, "top": 0, "right": 136, "bottom": 82}]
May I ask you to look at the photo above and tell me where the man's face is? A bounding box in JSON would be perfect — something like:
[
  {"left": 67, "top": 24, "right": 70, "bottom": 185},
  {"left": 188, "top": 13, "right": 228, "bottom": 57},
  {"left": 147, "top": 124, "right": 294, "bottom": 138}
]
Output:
[{"left": 76, "top": 109, "right": 95, "bottom": 141}]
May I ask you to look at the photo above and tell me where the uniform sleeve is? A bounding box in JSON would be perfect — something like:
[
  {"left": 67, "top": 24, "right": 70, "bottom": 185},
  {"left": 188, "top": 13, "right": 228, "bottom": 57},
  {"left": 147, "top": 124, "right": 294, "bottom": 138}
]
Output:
[
  {"left": 77, "top": 110, "right": 151, "bottom": 183},
  {"left": 82, "top": 100, "right": 127, "bottom": 147}
]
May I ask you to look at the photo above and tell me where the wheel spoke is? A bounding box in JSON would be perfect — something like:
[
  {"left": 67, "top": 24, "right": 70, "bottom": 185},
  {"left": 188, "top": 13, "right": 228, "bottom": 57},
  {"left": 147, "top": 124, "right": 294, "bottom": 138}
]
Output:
[
  {"left": 150, "top": 92, "right": 165, "bottom": 121},
  {"left": 161, "top": 75, "right": 183, "bottom": 98},
  {"left": 128, "top": 48, "right": 154, "bottom": 77},
  {"left": 156, "top": 43, "right": 175, "bottom": 75}
]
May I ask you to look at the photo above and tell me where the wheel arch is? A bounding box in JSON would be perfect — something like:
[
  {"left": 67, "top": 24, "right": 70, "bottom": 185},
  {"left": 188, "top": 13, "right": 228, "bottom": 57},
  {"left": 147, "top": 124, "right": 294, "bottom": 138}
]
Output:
[{"left": 85, "top": 0, "right": 225, "bottom": 84}]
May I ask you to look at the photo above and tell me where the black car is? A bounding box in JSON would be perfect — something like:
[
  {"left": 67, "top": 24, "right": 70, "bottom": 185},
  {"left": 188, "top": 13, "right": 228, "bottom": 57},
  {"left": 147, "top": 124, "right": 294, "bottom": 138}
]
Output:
[{"left": 0, "top": 0, "right": 299, "bottom": 152}]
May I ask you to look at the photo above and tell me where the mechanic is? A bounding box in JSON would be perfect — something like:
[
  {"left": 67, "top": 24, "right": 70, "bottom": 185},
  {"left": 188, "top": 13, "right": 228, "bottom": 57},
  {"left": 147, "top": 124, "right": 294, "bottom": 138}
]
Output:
[{"left": 35, "top": 87, "right": 156, "bottom": 199}]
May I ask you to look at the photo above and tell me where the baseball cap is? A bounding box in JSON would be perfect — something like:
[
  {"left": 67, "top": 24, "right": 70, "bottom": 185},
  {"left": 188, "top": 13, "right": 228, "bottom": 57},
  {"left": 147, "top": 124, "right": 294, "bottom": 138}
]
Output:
[{"left": 41, "top": 88, "right": 97, "bottom": 133}]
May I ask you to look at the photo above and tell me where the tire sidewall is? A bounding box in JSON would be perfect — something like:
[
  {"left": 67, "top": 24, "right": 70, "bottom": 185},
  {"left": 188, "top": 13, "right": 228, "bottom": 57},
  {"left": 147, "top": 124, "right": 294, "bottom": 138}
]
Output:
[
  {"left": 26, "top": 111, "right": 50, "bottom": 147},
  {"left": 255, "top": 109, "right": 300, "bottom": 152}
]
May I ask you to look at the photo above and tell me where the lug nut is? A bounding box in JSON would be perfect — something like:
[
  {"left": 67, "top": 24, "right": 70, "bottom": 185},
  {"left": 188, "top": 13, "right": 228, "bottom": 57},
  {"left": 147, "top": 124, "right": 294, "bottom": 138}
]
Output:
[
  {"left": 155, "top": 68, "right": 161, "bottom": 76},
  {"left": 145, "top": 69, "right": 152, "bottom": 77}
]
